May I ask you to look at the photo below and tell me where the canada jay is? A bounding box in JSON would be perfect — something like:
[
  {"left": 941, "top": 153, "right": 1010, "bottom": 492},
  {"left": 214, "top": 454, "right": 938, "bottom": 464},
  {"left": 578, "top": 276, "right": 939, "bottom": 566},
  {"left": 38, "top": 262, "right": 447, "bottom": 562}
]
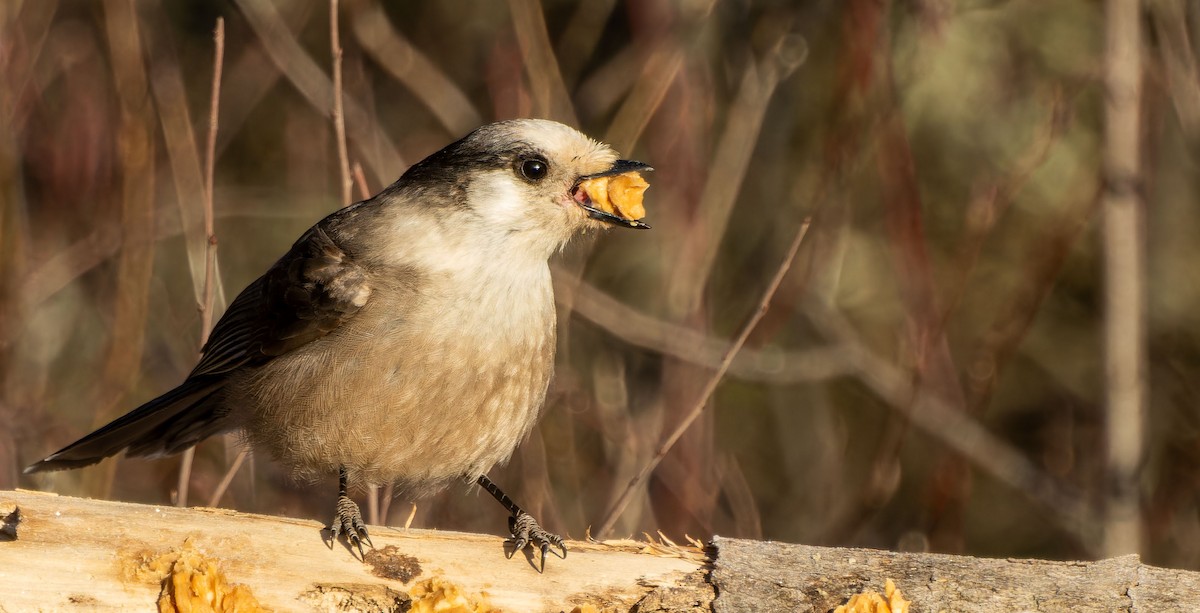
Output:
[{"left": 25, "top": 119, "right": 651, "bottom": 570}]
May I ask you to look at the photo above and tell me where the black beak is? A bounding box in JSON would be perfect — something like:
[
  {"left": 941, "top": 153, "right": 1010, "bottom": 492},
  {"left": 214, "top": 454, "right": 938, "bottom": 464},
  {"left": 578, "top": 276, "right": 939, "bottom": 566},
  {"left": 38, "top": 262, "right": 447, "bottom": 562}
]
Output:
[{"left": 575, "top": 160, "right": 654, "bottom": 229}]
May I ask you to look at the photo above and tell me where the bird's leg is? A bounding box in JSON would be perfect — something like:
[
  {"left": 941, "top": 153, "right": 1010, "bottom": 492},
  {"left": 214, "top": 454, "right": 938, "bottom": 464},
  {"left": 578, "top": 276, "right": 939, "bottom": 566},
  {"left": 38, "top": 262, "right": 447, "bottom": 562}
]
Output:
[
  {"left": 327, "top": 465, "right": 372, "bottom": 558},
  {"left": 476, "top": 474, "right": 566, "bottom": 572}
]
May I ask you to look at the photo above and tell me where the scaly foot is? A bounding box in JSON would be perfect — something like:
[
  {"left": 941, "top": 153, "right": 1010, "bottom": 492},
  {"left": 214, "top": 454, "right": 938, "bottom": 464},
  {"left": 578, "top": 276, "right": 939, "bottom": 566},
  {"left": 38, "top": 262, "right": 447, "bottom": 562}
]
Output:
[
  {"left": 507, "top": 511, "right": 567, "bottom": 572},
  {"left": 328, "top": 493, "right": 372, "bottom": 558},
  {"left": 327, "top": 466, "right": 373, "bottom": 558},
  {"left": 477, "top": 474, "right": 568, "bottom": 572}
]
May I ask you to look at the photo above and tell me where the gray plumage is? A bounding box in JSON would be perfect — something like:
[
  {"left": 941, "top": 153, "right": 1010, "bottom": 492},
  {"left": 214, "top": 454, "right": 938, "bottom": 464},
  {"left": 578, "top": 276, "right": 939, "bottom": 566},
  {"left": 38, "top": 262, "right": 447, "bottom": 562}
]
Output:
[{"left": 25, "top": 120, "right": 649, "bottom": 552}]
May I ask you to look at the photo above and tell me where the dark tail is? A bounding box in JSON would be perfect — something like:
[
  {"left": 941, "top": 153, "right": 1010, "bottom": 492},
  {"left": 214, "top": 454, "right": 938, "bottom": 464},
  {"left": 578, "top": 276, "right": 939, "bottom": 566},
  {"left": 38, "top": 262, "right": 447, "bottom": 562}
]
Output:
[{"left": 24, "top": 377, "right": 231, "bottom": 473}]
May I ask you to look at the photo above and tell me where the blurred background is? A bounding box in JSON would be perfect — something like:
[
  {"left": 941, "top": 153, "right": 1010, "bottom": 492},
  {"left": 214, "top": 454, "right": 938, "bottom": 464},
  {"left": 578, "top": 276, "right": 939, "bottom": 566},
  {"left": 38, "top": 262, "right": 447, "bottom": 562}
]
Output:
[{"left": 3, "top": 0, "right": 1200, "bottom": 570}]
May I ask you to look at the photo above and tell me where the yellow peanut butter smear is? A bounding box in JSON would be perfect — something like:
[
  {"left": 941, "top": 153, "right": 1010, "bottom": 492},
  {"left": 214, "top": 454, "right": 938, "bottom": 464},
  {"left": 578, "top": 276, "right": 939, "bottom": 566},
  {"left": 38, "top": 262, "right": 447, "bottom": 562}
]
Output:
[{"left": 578, "top": 172, "right": 649, "bottom": 220}]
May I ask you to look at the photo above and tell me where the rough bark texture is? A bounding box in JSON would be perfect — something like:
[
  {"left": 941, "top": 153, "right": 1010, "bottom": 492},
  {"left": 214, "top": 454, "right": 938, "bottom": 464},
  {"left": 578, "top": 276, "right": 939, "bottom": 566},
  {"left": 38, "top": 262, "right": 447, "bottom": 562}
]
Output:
[
  {"left": 711, "top": 537, "right": 1200, "bottom": 612},
  {"left": 2, "top": 489, "right": 1198, "bottom": 612}
]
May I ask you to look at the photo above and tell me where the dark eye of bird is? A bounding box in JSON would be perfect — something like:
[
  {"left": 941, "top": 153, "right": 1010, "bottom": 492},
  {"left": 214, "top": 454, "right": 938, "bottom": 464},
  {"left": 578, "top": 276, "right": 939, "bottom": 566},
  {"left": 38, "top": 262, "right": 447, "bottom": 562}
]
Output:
[{"left": 519, "top": 157, "right": 549, "bottom": 182}]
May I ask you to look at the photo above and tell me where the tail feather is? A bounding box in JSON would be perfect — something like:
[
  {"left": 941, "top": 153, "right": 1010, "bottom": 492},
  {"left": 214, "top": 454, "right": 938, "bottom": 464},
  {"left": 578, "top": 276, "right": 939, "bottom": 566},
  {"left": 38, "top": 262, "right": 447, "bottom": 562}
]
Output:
[{"left": 24, "top": 378, "right": 229, "bottom": 473}]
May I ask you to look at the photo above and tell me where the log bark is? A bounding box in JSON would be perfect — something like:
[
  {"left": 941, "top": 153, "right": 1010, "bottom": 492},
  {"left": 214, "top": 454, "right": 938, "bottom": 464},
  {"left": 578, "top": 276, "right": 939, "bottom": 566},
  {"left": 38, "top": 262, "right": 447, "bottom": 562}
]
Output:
[
  {"left": 1, "top": 489, "right": 1197, "bottom": 612},
  {"left": 710, "top": 537, "right": 1199, "bottom": 612}
]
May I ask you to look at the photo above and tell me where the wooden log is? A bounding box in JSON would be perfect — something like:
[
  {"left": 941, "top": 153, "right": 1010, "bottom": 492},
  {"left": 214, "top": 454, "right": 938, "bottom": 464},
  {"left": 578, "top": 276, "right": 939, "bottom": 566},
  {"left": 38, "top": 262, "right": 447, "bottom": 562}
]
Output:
[
  {"left": 3, "top": 489, "right": 1199, "bottom": 612},
  {"left": 710, "top": 537, "right": 1200, "bottom": 612},
  {"left": 0, "top": 489, "right": 702, "bottom": 612}
]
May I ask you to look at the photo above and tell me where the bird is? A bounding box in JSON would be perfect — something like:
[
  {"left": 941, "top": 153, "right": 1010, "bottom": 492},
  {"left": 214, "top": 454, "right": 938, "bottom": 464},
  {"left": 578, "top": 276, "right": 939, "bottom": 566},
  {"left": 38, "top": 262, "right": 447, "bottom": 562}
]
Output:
[{"left": 24, "top": 119, "right": 651, "bottom": 570}]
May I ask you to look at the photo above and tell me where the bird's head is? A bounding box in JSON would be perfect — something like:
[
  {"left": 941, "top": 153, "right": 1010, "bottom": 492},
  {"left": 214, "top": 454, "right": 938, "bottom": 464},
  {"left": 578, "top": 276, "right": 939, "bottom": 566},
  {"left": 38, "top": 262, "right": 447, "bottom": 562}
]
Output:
[{"left": 397, "top": 119, "right": 651, "bottom": 258}]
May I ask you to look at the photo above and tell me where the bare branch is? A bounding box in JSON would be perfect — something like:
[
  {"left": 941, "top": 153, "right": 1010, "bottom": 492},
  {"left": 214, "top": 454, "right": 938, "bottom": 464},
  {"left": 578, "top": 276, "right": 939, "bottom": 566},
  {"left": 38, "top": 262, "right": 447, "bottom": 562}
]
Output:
[
  {"left": 330, "top": 0, "right": 352, "bottom": 206},
  {"left": 346, "top": 0, "right": 481, "bottom": 135},
  {"left": 1102, "top": 0, "right": 1145, "bottom": 557},
  {"left": 200, "top": 16, "right": 225, "bottom": 349},
  {"left": 506, "top": 0, "right": 576, "bottom": 124},
  {"left": 234, "top": 0, "right": 404, "bottom": 178},
  {"left": 556, "top": 271, "right": 857, "bottom": 384},
  {"left": 206, "top": 448, "right": 247, "bottom": 508},
  {"left": 666, "top": 29, "right": 807, "bottom": 317},
  {"left": 178, "top": 17, "right": 228, "bottom": 508},
  {"left": 351, "top": 161, "right": 370, "bottom": 200},
  {"left": 178, "top": 16, "right": 226, "bottom": 509},
  {"left": 595, "top": 219, "right": 811, "bottom": 538},
  {"left": 604, "top": 0, "right": 717, "bottom": 153},
  {"left": 804, "top": 299, "right": 1099, "bottom": 547}
]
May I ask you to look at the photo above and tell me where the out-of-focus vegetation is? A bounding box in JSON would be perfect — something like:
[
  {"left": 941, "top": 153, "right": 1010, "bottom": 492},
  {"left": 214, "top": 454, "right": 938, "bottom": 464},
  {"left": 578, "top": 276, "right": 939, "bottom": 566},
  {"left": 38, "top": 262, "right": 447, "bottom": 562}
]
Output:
[{"left": 3, "top": 0, "right": 1199, "bottom": 570}]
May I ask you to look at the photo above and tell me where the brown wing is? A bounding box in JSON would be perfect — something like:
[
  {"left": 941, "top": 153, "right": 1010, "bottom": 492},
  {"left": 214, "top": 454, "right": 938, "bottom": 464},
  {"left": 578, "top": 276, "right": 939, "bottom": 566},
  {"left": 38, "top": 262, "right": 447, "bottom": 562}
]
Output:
[
  {"left": 24, "top": 220, "right": 374, "bottom": 472},
  {"left": 192, "top": 224, "right": 372, "bottom": 376}
]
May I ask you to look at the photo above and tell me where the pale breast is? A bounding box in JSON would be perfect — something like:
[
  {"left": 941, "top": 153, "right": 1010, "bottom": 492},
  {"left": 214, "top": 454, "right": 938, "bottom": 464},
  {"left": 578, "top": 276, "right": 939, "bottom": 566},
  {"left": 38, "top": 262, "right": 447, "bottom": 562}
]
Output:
[{"left": 231, "top": 258, "right": 558, "bottom": 492}]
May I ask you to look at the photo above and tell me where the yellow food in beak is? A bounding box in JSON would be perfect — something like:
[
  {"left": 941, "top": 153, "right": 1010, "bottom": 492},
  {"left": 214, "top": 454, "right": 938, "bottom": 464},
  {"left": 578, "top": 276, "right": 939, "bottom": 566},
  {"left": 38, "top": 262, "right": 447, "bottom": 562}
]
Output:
[{"left": 577, "top": 172, "right": 649, "bottom": 221}]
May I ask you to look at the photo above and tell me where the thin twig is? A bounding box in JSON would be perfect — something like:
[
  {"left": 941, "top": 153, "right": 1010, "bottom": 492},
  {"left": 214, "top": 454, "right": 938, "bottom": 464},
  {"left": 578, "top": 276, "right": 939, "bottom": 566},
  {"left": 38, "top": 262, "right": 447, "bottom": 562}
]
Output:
[
  {"left": 367, "top": 484, "right": 379, "bottom": 526},
  {"left": 555, "top": 269, "right": 856, "bottom": 384},
  {"left": 506, "top": 0, "right": 577, "bottom": 124},
  {"left": 804, "top": 298, "right": 1099, "bottom": 548},
  {"left": 142, "top": 0, "right": 218, "bottom": 312},
  {"left": 601, "top": 0, "right": 716, "bottom": 153},
  {"left": 666, "top": 28, "right": 807, "bottom": 317},
  {"left": 554, "top": 0, "right": 619, "bottom": 87},
  {"left": 351, "top": 161, "right": 370, "bottom": 200},
  {"left": 234, "top": 0, "right": 404, "bottom": 178},
  {"left": 198, "top": 17, "right": 225, "bottom": 347},
  {"left": 1102, "top": 0, "right": 1144, "bottom": 557},
  {"left": 347, "top": 1, "right": 481, "bottom": 134},
  {"left": 211, "top": 0, "right": 309, "bottom": 158},
  {"left": 378, "top": 482, "right": 394, "bottom": 525},
  {"left": 95, "top": 0, "right": 157, "bottom": 501},
  {"left": 207, "top": 448, "right": 247, "bottom": 508},
  {"left": 595, "top": 219, "right": 811, "bottom": 538},
  {"left": 330, "top": 0, "right": 352, "bottom": 206},
  {"left": 1151, "top": 0, "right": 1200, "bottom": 136},
  {"left": 403, "top": 502, "right": 417, "bottom": 530},
  {"left": 178, "top": 17, "right": 226, "bottom": 508}
]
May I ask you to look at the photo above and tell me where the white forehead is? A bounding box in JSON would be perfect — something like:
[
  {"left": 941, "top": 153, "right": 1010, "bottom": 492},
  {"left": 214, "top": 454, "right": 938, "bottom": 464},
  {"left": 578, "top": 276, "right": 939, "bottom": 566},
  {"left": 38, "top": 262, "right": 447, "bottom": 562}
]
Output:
[{"left": 496, "top": 119, "right": 618, "bottom": 170}]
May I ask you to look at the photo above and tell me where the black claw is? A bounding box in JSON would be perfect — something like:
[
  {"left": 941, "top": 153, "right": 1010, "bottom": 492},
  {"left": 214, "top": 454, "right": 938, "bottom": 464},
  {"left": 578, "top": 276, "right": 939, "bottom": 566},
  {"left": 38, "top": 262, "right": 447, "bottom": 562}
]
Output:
[
  {"left": 477, "top": 475, "right": 568, "bottom": 572},
  {"left": 328, "top": 492, "right": 372, "bottom": 559},
  {"left": 507, "top": 510, "right": 567, "bottom": 573}
]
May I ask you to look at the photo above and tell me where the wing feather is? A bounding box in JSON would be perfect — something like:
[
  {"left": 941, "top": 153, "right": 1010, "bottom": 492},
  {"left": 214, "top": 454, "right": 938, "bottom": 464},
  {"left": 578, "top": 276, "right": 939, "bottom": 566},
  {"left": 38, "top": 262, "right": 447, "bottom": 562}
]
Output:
[
  {"left": 25, "top": 220, "right": 375, "bottom": 472},
  {"left": 192, "top": 224, "right": 372, "bottom": 374}
]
